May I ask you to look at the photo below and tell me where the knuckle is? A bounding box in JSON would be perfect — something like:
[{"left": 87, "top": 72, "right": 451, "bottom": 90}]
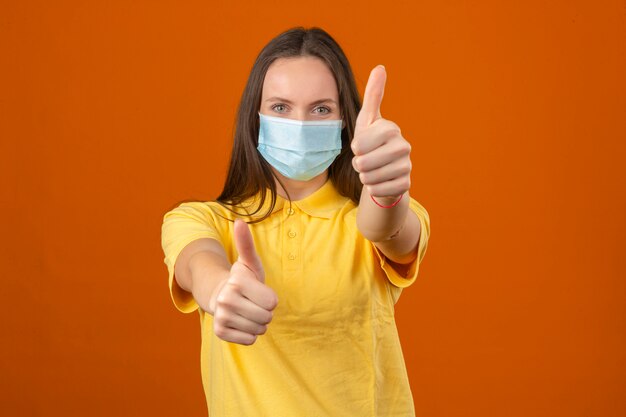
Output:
[
  {"left": 394, "top": 144, "right": 408, "bottom": 158},
  {"left": 228, "top": 274, "right": 245, "bottom": 289},
  {"left": 215, "top": 293, "right": 228, "bottom": 307},
  {"left": 384, "top": 122, "right": 400, "bottom": 138},
  {"left": 214, "top": 310, "right": 227, "bottom": 325},
  {"left": 356, "top": 156, "right": 368, "bottom": 172},
  {"left": 255, "top": 309, "right": 273, "bottom": 325},
  {"left": 220, "top": 313, "right": 235, "bottom": 328},
  {"left": 242, "top": 335, "right": 257, "bottom": 346},
  {"left": 359, "top": 155, "right": 372, "bottom": 172},
  {"left": 269, "top": 294, "right": 279, "bottom": 310},
  {"left": 216, "top": 291, "right": 234, "bottom": 308},
  {"left": 384, "top": 127, "right": 397, "bottom": 140},
  {"left": 396, "top": 141, "right": 410, "bottom": 155},
  {"left": 214, "top": 324, "right": 228, "bottom": 339},
  {"left": 350, "top": 140, "right": 360, "bottom": 155}
]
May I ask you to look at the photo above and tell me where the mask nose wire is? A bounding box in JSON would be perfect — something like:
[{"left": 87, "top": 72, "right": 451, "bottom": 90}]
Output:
[{"left": 258, "top": 111, "right": 345, "bottom": 127}]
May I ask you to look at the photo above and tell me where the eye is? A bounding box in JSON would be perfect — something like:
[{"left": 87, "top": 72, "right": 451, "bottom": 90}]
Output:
[
  {"left": 314, "top": 106, "right": 331, "bottom": 115},
  {"left": 272, "top": 104, "right": 285, "bottom": 113}
]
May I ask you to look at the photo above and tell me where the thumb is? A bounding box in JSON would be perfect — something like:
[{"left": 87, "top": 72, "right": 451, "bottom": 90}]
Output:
[
  {"left": 355, "top": 65, "right": 386, "bottom": 131},
  {"left": 233, "top": 219, "right": 265, "bottom": 282}
]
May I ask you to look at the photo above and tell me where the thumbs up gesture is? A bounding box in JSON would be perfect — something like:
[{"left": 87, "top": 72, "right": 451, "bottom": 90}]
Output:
[
  {"left": 210, "top": 219, "right": 278, "bottom": 345},
  {"left": 352, "top": 65, "right": 412, "bottom": 201}
]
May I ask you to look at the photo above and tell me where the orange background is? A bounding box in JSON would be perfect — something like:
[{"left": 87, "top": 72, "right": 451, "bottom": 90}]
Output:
[{"left": 1, "top": 1, "right": 624, "bottom": 416}]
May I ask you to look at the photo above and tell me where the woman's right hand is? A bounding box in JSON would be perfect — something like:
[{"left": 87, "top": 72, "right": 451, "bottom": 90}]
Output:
[{"left": 208, "top": 219, "right": 278, "bottom": 346}]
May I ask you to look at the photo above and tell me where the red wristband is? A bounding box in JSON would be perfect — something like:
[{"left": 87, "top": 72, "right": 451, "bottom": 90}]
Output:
[{"left": 370, "top": 194, "right": 403, "bottom": 208}]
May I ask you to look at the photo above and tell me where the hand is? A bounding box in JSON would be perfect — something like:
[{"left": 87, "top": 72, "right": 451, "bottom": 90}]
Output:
[
  {"left": 351, "top": 65, "right": 412, "bottom": 201},
  {"left": 209, "top": 219, "right": 278, "bottom": 345}
]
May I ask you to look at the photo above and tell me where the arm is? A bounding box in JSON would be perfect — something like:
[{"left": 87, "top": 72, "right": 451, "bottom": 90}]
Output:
[
  {"left": 356, "top": 188, "right": 421, "bottom": 266},
  {"left": 174, "top": 238, "right": 230, "bottom": 315},
  {"left": 352, "top": 65, "right": 421, "bottom": 269},
  {"left": 172, "top": 221, "right": 278, "bottom": 345}
]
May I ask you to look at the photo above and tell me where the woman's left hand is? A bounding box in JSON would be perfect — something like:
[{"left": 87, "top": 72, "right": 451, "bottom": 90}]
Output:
[{"left": 351, "top": 65, "right": 412, "bottom": 201}]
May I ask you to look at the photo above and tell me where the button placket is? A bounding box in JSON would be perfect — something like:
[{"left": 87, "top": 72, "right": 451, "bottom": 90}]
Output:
[{"left": 283, "top": 205, "right": 301, "bottom": 272}]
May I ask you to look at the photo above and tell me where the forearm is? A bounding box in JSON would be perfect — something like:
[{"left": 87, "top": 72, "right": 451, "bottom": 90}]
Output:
[
  {"left": 173, "top": 238, "right": 233, "bottom": 314},
  {"left": 187, "top": 248, "right": 231, "bottom": 315},
  {"left": 356, "top": 188, "right": 421, "bottom": 264}
]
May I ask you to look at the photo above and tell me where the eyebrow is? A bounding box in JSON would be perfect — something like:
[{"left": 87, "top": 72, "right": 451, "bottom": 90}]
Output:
[{"left": 264, "top": 96, "right": 338, "bottom": 105}]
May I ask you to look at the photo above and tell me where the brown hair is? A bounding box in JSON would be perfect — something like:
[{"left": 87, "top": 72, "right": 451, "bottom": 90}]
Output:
[{"left": 216, "top": 26, "right": 362, "bottom": 222}]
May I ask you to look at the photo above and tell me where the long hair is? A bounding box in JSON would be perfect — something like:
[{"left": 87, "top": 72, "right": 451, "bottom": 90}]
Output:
[{"left": 216, "top": 26, "right": 363, "bottom": 222}]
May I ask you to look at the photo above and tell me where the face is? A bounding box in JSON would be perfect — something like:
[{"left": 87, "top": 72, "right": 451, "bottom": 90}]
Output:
[{"left": 260, "top": 56, "right": 343, "bottom": 124}]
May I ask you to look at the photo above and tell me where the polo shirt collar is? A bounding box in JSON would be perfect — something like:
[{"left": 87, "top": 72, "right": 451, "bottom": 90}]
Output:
[
  {"left": 290, "top": 178, "right": 348, "bottom": 219},
  {"left": 244, "top": 179, "right": 349, "bottom": 220}
]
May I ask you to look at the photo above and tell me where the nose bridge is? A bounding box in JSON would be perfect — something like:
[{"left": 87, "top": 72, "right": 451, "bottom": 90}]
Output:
[{"left": 292, "top": 106, "right": 310, "bottom": 121}]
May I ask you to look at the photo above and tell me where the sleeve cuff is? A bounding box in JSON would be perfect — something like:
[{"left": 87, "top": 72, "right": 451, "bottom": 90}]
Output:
[
  {"left": 168, "top": 263, "right": 199, "bottom": 314},
  {"left": 372, "top": 198, "right": 430, "bottom": 288},
  {"left": 161, "top": 202, "right": 226, "bottom": 314}
]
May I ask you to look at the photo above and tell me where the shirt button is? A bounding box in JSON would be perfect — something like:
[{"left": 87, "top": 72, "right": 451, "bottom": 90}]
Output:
[
  {"left": 287, "top": 208, "right": 295, "bottom": 216},
  {"left": 288, "top": 253, "right": 296, "bottom": 260},
  {"left": 288, "top": 231, "right": 296, "bottom": 238}
]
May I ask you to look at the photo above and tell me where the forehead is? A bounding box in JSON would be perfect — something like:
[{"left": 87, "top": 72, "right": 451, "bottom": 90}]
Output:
[{"left": 262, "top": 56, "right": 338, "bottom": 101}]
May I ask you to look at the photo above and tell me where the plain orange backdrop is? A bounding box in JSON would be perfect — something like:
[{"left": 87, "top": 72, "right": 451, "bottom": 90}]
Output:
[{"left": 1, "top": 1, "right": 624, "bottom": 416}]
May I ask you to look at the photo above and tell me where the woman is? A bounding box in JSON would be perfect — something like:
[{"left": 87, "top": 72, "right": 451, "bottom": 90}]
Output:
[{"left": 161, "top": 26, "right": 430, "bottom": 416}]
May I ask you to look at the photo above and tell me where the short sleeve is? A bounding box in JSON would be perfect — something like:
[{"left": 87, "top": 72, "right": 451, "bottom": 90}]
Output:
[
  {"left": 161, "top": 202, "right": 223, "bottom": 313},
  {"left": 372, "top": 197, "right": 431, "bottom": 288}
]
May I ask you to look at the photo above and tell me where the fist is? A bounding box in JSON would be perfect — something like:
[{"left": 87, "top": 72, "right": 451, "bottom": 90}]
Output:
[
  {"left": 210, "top": 219, "right": 278, "bottom": 346},
  {"left": 351, "top": 65, "right": 412, "bottom": 200}
]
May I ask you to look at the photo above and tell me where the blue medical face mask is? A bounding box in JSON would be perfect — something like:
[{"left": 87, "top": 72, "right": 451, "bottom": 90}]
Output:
[{"left": 257, "top": 112, "right": 343, "bottom": 181}]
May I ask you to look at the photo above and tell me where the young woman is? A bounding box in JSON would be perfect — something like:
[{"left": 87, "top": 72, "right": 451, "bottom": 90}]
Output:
[{"left": 161, "top": 26, "right": 430, "bottom": 416}]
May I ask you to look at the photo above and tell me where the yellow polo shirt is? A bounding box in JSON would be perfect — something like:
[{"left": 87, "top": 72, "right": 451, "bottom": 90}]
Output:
[{"left": 161, "top": 179, "right": 430, "bottom": 416}]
